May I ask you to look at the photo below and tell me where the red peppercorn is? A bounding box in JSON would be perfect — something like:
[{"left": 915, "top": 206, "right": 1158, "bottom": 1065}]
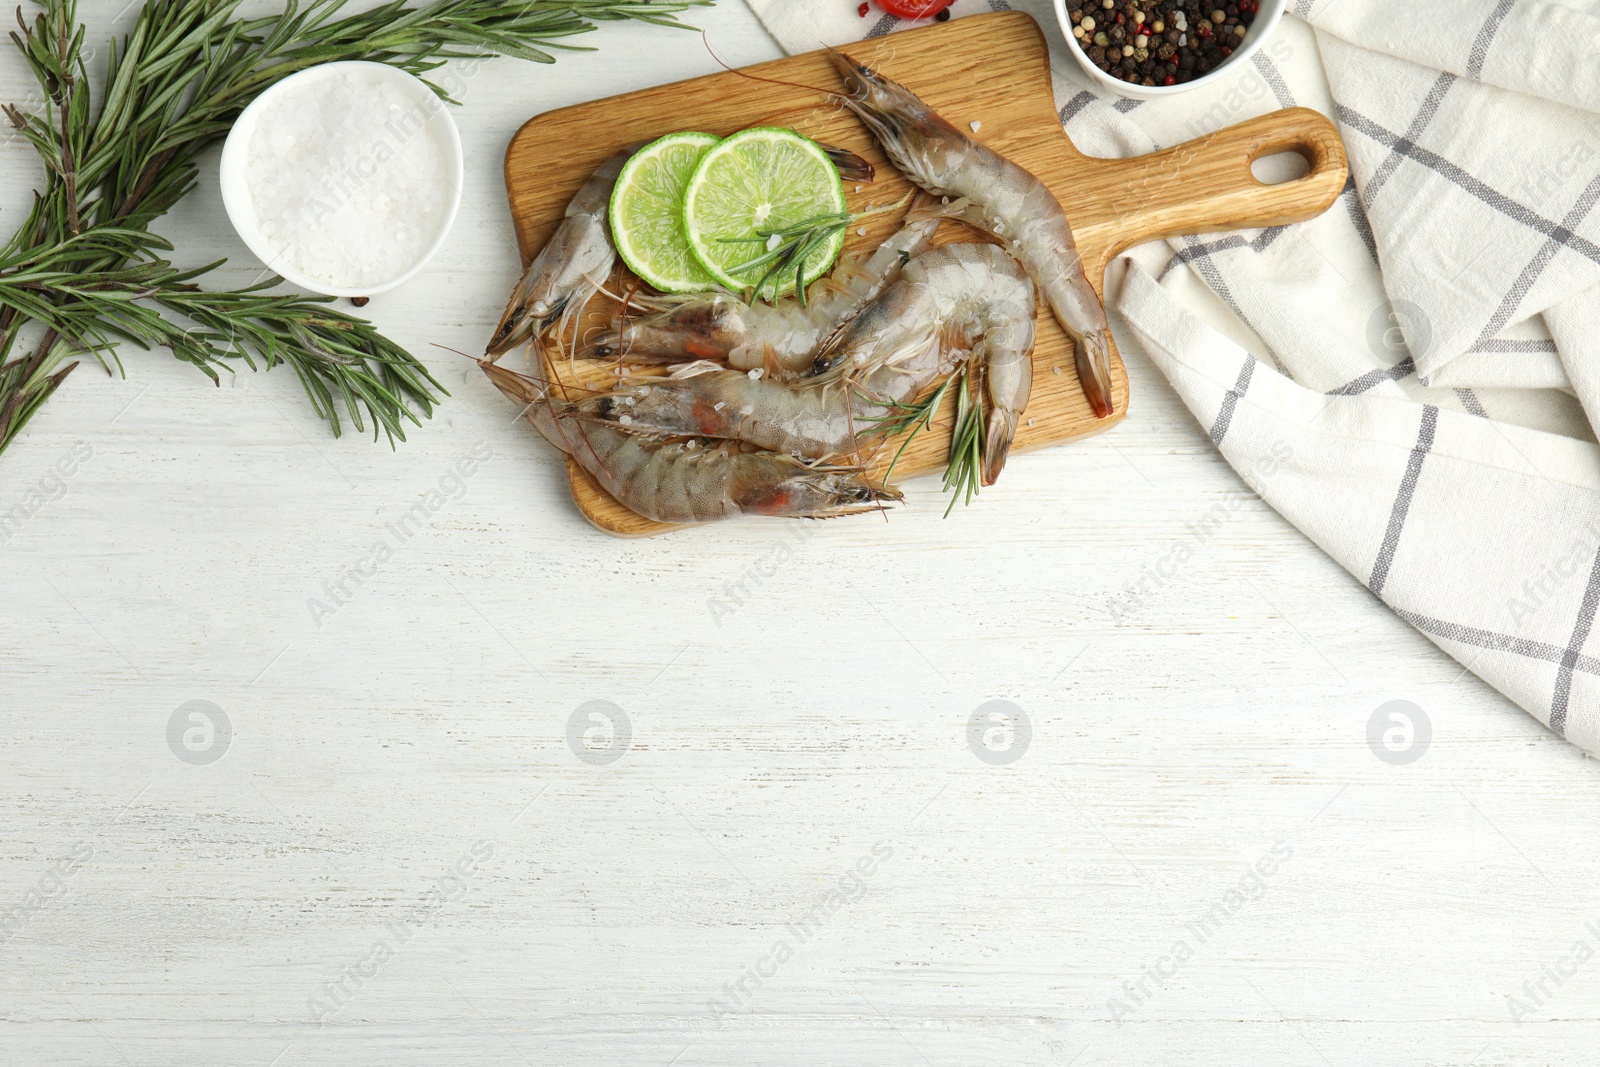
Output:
[
  {"left": 1220, "top": 44, "right": 1232, "bottom": 55},
  {"left": 1196, "top": 22, "right": 1211, "bottom": 37},
  {"left": 1164, "top": 74, "right": 1176, "bottom": 84},
  {"left": 858, "top": 1, "right": 869, "bottom": 13},
  {"left": 1169, "top": 53, "right": 1179, "bottom": 64}
]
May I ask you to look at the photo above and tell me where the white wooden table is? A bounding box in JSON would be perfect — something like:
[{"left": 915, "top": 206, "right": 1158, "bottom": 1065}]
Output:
[{"left": 4, "top": 4, "right": 1598, "bottom": 1066}]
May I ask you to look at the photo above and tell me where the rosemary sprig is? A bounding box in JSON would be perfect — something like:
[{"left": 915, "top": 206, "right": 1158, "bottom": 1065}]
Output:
[
  {"left": 721, "top": 210, "right": 850, "bottom": 307},
  {"left": 860, "top": 359, "right": 988, "bottom": 515},
  {"left": 0, "top": 0, "right": 712, "bottom": 457},
  {"left": 941, "top": 365, "right": 985, "bottom": 516},
  {"left": 719, "top": 199, "right": 904, "bottom": 307},
  {"left": 156, "top": 283, "right": 448, "bottom": 443},
  {"left": 0, "top": 248, "right": 446, "bottom": 440},
  {"left": 867, "top": 370, "right": 957, "bottom": 486}
]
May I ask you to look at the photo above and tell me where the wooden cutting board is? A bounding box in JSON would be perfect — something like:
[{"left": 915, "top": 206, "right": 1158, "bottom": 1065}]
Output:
[{"left": 501, "top": 10, "right": 1347, "bottom": 537}]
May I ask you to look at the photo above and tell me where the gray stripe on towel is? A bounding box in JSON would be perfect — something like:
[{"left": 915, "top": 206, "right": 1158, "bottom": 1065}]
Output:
[
  {"left": 1208, "top": 357, "right": 1257, "bottom": 446},
  {"left": 1551, "top": 547, "right": 1600, "bottom": 737},
  {"left": 1369, "top": 405, "right": 1438, "bottom": 597}
]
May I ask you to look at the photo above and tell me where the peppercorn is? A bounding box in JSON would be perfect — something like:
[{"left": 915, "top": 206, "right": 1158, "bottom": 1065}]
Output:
[{"left": 1068, "top": 0, "right": 1257, "bottom": 83}]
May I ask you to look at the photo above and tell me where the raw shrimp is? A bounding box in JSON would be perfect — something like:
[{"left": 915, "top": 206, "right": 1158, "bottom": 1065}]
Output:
[
  {"left": 826, "top": 51, "right": 1116, "bottom": 419},
  {"left": 486, "top": 147, "right": 635, "bottom": 358},
  {"left": 479, "top": 360, "right": 897, "bottom": 523},
  {"left": 589, "top": 242, "right": 1037, "bottom": 482},
  {"left": 592, "top": 218, "right": 939, "bottom": 373}
]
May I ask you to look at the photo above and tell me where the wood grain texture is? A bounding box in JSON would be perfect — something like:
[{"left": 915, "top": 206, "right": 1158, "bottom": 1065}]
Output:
[{"left": 500, "top": 11, "right": 1347, "bottom": 536}]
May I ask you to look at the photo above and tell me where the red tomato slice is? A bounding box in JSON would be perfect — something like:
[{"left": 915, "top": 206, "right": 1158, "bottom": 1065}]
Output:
[{"left": 876, "top": 0, "right": 956, "bottom": 17}]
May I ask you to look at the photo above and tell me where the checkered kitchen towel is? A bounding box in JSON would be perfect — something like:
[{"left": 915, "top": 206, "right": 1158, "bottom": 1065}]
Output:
[{"left": 744, "top": 0, "right": 1600, "bottom": 755}]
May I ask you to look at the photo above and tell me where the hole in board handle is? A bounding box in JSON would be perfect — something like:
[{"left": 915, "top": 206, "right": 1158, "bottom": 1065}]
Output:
[{"left": 1251, "top": 149, "right": 1313, "bottom": 185}]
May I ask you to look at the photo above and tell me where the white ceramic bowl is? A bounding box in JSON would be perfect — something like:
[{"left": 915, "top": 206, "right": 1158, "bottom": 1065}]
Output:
[
  {"left": 1051, "top": 0, "right": 1288, "bottom": 100},
  {"left": 218, "top": 61, "right": 464, "bottom": 298}
]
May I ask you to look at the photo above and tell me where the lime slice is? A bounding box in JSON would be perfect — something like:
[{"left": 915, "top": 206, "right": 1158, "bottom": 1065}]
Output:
[
  {"left": 610, "top": 131, "right": 721, "bottom": 293},
  {"left": 683, "top": 127, "right": 847, "bottom": 299}
]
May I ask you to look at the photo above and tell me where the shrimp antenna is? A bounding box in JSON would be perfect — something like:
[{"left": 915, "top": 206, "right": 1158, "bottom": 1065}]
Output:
[
  {"left": 460, "top": 343, "right": 594, "bottom": 402},
  {"left": 701, "top": 30, "right": 842, "bottom": 99},
  {"left": 469, "top": 352, "right": 562, "bottom": 396},
  {"left": 610, "top": 276, "right": 646, "bottom": 373},
  {"left": 472, "top": 347, "right": 617, "bottom": 480},
  {"left": 432, "top": 342, "right": 480, "bottom": 362},
  {"left": 531, "top": 331, "right": 619, "bottom": 479}
]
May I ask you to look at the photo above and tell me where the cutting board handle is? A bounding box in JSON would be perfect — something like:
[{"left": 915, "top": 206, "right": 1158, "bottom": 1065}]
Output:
[{"left": 1080, "top": 106, "right": 1349, "bottom": 268}]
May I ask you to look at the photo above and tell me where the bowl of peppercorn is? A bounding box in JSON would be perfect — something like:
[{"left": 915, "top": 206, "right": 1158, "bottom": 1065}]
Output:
[{"left": 1054, "top": 0, "right": 1284, "bottom": 99}]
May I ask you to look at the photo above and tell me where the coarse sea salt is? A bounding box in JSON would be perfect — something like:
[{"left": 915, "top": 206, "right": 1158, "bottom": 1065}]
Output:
[{"left": 246, "top": 77, "right": 451, "bottom": 289}]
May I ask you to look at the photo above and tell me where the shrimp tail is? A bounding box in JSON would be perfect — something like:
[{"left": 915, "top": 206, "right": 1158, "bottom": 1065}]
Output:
[
  {"left": 1076, "top": 332, "right": 1115, "bottom": 420},
  {"left": 982, "top": 408, "right": 1018, "bottom": 487},
  {"left": 817, "top": 142, "right": 875, "bottom": 183}
]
